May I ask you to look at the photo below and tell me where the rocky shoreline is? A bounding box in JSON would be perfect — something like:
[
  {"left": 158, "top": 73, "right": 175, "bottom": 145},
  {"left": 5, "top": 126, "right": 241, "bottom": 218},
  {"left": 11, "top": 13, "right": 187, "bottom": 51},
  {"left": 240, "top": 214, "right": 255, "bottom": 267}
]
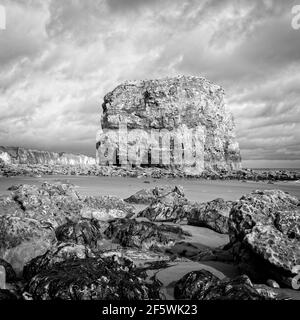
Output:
[
  {"left": 0, "top": 182, "right": 299, "bottom": 300},
  {"left": 0, "top": 162, "right": 299, "bottom": 181}
]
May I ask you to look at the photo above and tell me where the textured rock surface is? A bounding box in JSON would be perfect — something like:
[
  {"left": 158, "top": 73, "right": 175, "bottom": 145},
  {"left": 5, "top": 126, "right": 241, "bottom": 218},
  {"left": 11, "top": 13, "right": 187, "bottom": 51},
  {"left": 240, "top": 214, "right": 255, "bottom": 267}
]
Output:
[
  {"left": 124, "top": 185, "right": 183, "bottom": 205},
  {"left": 229, "top": 190, "right": 300, "bottom": 288},
  {"left": 25, "top": 255, "right": 161, "bottom": 300},
  {"left": 137, "top": 186, "right": 188, "bottom": 222},
  {"left": 0, "top": 183, "right": 134, "bottom": 276},
  {"left": 174, "top": 270, "right": 269, "bottom": 300},
  {"left": 97, "top": 76, "right": 242, "bottom": 175},
  {"left": 0, "top": 146, "right": 95, "bottom": 166},
  {"left": 104, "top": 219, "right": 186, "bottom": 250},
  {"left": 55, "top": 219, "right": 103, "bottom": 248},
  {"left": 187, "top": 198, "right": 232, "bottom": 234},
  {"left": 0, "top": 215, "right": 56, "bottom": 275},
  {"left": 23, "top": 243, "right": 95, "bottom": 280},
  {"left": 81, "top": 196, "right": 134, "bottom": 221}
]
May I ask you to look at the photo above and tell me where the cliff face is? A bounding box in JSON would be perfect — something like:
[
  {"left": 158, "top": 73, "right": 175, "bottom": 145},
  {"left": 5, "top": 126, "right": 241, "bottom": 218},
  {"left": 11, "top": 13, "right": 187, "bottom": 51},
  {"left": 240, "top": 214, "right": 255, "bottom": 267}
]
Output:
[
  {"left": 0, "top": 147, "right": 96, "bottom": 166},
  {"left": 97, "top": 76, "right": 241, "bottom": 175}
]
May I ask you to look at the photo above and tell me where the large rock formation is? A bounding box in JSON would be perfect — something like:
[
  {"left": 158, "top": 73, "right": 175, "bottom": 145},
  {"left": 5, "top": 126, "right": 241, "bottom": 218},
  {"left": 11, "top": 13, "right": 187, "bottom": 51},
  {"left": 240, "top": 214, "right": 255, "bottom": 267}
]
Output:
[
  {"left": 96, "top": 75, "right": 241, "bottom": 175},
  {"left": 0, "top": 146, "right": 95, "bottom": 166}
]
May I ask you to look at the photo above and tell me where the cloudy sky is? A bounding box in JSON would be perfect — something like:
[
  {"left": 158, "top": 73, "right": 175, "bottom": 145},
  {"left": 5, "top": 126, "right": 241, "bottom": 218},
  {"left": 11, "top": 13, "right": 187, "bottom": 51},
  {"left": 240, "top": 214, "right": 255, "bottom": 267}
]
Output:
[{"left": 0, "top": 0, "right": 299, "bottom": 168}]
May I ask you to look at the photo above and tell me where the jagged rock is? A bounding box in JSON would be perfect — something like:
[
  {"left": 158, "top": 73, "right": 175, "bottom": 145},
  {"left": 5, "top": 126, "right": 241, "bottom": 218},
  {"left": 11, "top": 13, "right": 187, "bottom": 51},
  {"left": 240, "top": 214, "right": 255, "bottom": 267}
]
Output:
[
  {"left": 187, "top": 198, "right": 232, "bottom": 234},
  {"left": 138, "top": 186, "right": 189, "bottom": 222},
  {"left": 11, "top": 183, "right": 83, "bottom": 227},
  {"left": 104, "top": 219, "right": 185, "bottom": 250},
  {"left": 124, "top": 185, "right": 184, "bottom": 205},
  {"left": 174, "top": 270, "right": 269, "bottom": 300},
  {"left": 174, "top": 269, "right": 220, "bottom": 299},
  {"left": 81, "top": 196, "right": 134, "bottom": 221},
  {"left": 229, "top": 190, "right": 300, "bottom": 288},
  {"left": 25, "top": 256, "right": 161, "bottom": 300},
  {"left": 97, "top": 76, "right": 242, "bottom": 175},
  {"left": 23, "top": 243, "right": 95, "bottom": 281},
  {"left": 0, "top": 215, "right": 56, "bottom": 276},
  {"left": 0, "top": 259, "right": 17, "bottom": 283},
  {"left": 55, "top": 219, "right": 103, "bottom": 248}
]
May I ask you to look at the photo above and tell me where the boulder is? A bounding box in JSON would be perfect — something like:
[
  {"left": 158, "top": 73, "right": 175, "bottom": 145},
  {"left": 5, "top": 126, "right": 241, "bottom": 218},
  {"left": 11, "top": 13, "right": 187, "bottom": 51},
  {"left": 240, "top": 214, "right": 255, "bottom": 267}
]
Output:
[
  {"left": 55, "top": 219, "right": 103, "bottom": 248},
  {"left": 229, "top": 190, "right": 300, "bottom": 288},
  {"left": 104, "top": 218, "right": 185, "bottom": 250},
  {"left": 23, "top": 243, "right": 95, "bottom": 281},
  {"left": 0, "top": 215, "right": 56, "bottom": 276},
  {"left": 138, "top": 186, "right": 189, "bottom": 222},
  {"left": 81, "top": 195, "right": 134, "bottom": 221},
  {"left": 174, "top": 270, "right": 269, "bottom": 300},
  {"left": 25, "top": 255, "right": 161, "bottom": 300},
  {"left": 187, "top": 198, "right": 232, "bottom": 234},
  {"left": 124, "top": 185, "right": 184, "bottom": 205}
]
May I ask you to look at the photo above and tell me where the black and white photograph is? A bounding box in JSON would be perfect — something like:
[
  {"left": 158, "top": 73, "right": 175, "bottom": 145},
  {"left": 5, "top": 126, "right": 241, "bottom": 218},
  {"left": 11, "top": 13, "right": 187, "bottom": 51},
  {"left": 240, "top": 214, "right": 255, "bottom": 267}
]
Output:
[{"left": 0, "top": 0, "right": 299, "bottom": 313}]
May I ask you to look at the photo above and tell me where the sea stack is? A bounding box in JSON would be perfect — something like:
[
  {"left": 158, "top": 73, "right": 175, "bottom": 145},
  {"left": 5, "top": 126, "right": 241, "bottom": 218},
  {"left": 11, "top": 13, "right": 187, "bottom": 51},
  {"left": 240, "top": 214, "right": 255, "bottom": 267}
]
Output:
[{"left": 96, "top": 75, "right": 242, "bottom": 175}]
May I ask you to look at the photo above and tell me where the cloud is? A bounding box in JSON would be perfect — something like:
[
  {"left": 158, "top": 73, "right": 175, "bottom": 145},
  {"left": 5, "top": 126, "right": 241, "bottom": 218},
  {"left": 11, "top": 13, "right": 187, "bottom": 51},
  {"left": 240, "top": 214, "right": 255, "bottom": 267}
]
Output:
[{"left": 0, "top": 0, "right": 299, "bottom": 166}]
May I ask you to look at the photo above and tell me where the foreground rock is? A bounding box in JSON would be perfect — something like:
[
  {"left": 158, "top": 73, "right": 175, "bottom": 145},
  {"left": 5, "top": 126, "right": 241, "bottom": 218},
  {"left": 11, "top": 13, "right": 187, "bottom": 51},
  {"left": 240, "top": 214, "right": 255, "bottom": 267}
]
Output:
[
  {"left": 229, "top": 190, "right": 300, "bottom": 288},
  {"left": 25, "top": 255, "right": 161, "bottom": 300},
  {"left": 174, "top": 270, "right": 270, "bottom": 300},
  {"left": 0, "top": 215, "right": 56, "bottom": 276},
  {"left": 0, "top": 183, "right": 133, "bottom": 275},
  {"left": 138, "top": 186, "right": 189, "bottom": 222},
  {"left": 55, "top": 219, "right": 103, "bottom": 248},
  {"left": 81, "top": 196, "right": 134, "bottom": 221},
  {"left": 187, "top": 198, "right": 232, "bottom": 234},
  {"left": 23, "top": 243, "right": 95, "bottom": 280},
  {"left": 104, "top": 219, "right": 187, "bottom": 250},
  {"left": 124, "top": 185, "right": 184, "bottom": 205}
]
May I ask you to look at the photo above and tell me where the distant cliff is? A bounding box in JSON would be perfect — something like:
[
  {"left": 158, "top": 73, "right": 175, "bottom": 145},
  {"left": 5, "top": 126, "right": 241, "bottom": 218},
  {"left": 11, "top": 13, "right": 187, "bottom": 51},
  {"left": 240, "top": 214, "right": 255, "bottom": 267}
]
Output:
[
  {"left": 0, "top": 146, "right": 96, "bottom": 166},
  {"left": 97, "top": 75, "right": 242, "bottom": 174}
]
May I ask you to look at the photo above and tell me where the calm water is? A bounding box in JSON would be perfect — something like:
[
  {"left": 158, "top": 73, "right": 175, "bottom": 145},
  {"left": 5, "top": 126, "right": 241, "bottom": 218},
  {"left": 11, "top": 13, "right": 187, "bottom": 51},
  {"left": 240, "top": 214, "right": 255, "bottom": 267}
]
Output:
[{"left": 0, "top": 175, "right": 299, "bottom": 202}]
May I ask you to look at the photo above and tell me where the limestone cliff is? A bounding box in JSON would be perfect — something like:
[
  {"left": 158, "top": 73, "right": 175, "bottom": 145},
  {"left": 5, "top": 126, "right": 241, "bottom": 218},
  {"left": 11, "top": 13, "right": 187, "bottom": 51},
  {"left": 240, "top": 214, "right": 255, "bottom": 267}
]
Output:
[
  {"left": 0, "top": 146, "right": 96, "bottom": 166},
  {"left": 97, "top": 75, "right": 241, "bottom": 175}
]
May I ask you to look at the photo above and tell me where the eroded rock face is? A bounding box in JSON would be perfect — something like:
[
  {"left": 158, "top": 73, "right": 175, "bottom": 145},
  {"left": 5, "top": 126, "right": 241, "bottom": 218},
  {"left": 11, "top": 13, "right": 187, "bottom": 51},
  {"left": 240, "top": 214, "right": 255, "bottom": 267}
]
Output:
[
  {"left": 25, "top": 256, "right": 161, "bottom": 300},
  {"left": 81, "top": 196, "right": 135, "bottom": 221},
  {"left": 137, "top": 186, "right": 188, "bottom": 222},
  {"left": 229, "top": 190, "right": 300, "bottom": 288},
  {"left": 0, "top": 215, "right": 56, "bottom": 275},
  {"left": 97, "top": 76, "right": 241, "bottom": 175},
  {"left": 124, "top": 185, "right": 184, "bottom": 205},
  {"left": 0, "top": 183, "right": 134, "bottom": 276},
  {"left": 104, "top": 219, "right": 186, "bottom": 250},
  {"left": 23, "top": 243, "right": 95, "bottom": 281},
  {"left": 187, "top": 198, "right": 232, "bottom": 234},
  {"left": 55, "top": 219, "right": 103, "bottom": 248},
  {"left": 174, "top": 270, "right": 268, "bottom": 300}
]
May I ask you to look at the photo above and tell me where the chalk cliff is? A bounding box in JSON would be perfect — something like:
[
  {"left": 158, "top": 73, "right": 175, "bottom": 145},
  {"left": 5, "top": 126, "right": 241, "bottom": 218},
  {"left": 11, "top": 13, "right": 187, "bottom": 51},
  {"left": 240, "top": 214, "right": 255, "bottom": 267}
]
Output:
[
  {"left": 0, "top": 147, "right": 96, "bottom": 166},
  {"left": 96, "top": 75, "right": 241, "bottom": 175}
]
